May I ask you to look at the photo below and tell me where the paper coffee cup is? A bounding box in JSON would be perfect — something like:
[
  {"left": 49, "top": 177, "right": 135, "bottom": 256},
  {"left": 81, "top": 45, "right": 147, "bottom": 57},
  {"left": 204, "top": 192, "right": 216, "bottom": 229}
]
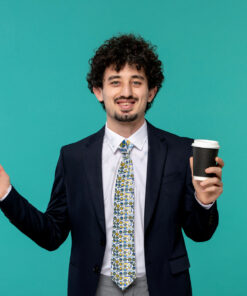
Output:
[{"left": 191, "top": 139, "right": 220, "bottom": 180}]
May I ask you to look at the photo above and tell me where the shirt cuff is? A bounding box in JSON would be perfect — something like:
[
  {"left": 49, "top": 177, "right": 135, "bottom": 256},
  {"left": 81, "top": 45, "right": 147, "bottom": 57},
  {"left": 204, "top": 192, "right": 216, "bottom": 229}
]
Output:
[
  {"left": 0, "top": 185, "right": 12, "bottom": 201},
  {"left": 194, "top": 191, "right": 214, "bottom": 210}
]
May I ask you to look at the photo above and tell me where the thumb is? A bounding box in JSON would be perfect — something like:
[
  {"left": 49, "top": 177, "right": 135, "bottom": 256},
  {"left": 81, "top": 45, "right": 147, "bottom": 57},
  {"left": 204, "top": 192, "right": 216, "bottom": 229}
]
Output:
[
  {"left": 0, "top": 164, "right": 6, "bottom": 174},
  {"left": 189, "top": 157, "right": 193, "bottom": 176}
]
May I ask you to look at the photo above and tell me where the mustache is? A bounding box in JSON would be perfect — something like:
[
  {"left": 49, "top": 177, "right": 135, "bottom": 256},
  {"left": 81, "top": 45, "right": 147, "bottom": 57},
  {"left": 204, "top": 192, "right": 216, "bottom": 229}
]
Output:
[{"left": 114, "top": 96, "right": 138, "bottom": 103}]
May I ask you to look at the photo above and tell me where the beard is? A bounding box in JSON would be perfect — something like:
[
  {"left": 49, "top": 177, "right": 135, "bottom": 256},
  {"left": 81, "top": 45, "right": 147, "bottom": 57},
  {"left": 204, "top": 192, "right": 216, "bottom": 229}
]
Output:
[{"left": 114, "top": 112, "right": 138, "bottom": 122}]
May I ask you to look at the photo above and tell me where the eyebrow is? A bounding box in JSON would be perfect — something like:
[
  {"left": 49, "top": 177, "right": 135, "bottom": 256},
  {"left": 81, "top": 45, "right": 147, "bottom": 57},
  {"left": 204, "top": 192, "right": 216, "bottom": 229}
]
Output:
[
  {"left": 107, "top": 75, "right": 145, "bottom": 81},
  {"left": 108, "top": 75, "right": 121, "bottom": 81}
]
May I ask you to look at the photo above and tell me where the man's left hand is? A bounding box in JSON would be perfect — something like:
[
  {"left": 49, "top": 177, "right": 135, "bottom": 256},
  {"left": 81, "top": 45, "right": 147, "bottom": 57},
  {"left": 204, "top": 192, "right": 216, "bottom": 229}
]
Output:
[{"left": 189, "top": 156, "right": 224, "bottom": 205}]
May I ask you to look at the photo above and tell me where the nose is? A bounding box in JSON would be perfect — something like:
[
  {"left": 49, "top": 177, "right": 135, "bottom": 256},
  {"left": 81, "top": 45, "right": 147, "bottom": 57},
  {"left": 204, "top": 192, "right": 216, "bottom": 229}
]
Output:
[{"left": 120, "top": 83, "right": 133, "bottom": 97}]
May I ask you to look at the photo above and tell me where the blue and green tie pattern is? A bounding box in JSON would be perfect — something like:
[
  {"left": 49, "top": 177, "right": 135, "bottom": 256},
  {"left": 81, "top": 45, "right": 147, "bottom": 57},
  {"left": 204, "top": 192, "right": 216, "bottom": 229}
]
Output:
[{"left": 111, "top": 139, "right": 136, "bottom": 290}]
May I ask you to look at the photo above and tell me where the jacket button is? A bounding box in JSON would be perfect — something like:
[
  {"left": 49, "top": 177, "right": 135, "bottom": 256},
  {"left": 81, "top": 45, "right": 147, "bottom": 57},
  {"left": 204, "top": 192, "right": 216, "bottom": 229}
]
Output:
[{"left": 93, "top": 265, "right": 100, "bottom": 274}]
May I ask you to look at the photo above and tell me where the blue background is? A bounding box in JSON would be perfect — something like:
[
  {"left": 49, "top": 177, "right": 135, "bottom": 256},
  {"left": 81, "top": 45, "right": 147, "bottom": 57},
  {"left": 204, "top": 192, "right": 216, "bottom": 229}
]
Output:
[{"left": 0, "top": 0, "right": 246, "bottom": 295}]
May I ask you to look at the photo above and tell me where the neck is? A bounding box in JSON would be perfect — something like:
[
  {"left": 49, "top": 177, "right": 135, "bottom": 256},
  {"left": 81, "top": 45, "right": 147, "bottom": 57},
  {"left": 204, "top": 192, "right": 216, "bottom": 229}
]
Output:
[{"left": 106, "top": 117, "right": 145, "bottom": 138}]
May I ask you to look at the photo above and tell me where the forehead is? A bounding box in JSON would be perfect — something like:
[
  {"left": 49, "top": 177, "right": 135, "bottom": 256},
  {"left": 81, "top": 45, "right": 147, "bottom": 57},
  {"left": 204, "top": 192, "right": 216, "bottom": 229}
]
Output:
[{"left": 103, "top": 63, "right": 146, "bottom": 79}]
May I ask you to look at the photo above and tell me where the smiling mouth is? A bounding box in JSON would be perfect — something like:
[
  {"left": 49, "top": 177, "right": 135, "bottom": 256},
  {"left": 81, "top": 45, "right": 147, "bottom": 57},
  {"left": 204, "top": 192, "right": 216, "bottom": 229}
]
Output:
[{"left": 116, "top": 99, "right": 136, "bottom": 111}]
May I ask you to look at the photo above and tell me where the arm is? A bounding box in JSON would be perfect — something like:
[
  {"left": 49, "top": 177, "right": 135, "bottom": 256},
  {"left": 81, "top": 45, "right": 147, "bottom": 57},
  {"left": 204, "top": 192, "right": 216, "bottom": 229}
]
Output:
[
  {"left": 182, "top": 159, "right": 219, "bottom": 242},
  {"left": 0, "top": 148, "right": 70, "bottom": 251}
]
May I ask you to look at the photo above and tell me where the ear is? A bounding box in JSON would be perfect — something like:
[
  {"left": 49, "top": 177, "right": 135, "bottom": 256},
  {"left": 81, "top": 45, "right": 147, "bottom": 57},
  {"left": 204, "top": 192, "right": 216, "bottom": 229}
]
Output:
[
  {"left": 147, "top": 86, "right": 158, "bottom": 103},
  {"left": 93, "top": 87, "right": 104, "bottom": 103}
]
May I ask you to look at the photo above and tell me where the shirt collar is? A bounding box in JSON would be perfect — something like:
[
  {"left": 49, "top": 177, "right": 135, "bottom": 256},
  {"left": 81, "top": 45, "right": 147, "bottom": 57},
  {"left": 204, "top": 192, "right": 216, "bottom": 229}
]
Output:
[{"left": 104, "top": 120, "right": 148, "bottom": 153}]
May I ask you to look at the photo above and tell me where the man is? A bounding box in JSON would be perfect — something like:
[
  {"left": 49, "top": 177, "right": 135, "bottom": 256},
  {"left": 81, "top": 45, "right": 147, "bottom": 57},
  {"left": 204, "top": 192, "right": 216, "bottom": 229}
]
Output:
[{"left": 0, "top": 34, "right": 224, "bottom": 296}]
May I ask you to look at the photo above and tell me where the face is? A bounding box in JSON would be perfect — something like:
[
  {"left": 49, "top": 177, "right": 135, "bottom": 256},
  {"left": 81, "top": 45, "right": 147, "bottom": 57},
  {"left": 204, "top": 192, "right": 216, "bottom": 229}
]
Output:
[{"left": 93, "top": 63, "right": 157, "bottom": 126}]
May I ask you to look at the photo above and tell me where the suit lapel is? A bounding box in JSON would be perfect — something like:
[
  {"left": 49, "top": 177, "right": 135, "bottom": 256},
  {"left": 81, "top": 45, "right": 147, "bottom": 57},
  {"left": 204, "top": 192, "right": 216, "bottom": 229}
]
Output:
[
  {"left": 144, "top": 122, "right": 168, "bottom": 233},
  {"left": 82, "top": 121, "right": 168, "bottom": 236},
  {"left": 82, "top": 126, "right": 106, "bottom": 235}
]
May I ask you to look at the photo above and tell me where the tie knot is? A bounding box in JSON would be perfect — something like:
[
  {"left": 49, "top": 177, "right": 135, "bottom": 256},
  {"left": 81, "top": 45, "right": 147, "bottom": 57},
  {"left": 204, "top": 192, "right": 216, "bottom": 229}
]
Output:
[{"left": 119, "top": 140, "right": 134, "bottom": 155}]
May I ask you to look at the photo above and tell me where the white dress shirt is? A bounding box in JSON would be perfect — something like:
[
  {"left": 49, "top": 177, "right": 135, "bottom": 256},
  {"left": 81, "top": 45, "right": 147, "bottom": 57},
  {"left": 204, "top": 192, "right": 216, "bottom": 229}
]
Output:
[
  {"left": 101, "top": 121, "right": 149, "bottom": 277},
  {"left": 1, "top": 184, "right": 12, "bottom": 200}
]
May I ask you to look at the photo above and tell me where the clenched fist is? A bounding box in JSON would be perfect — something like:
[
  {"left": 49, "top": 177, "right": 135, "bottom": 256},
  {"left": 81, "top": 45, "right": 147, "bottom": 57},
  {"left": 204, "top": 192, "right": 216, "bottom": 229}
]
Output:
[{"left": 0, "top": 164, "right": 11, "bottom": 199}]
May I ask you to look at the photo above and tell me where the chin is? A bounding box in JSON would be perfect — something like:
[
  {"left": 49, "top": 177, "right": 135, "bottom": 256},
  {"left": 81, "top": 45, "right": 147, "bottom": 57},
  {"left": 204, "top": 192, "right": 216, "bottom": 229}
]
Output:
[{"left": 114, "top": 112, "right": 138, "bottom": 122}]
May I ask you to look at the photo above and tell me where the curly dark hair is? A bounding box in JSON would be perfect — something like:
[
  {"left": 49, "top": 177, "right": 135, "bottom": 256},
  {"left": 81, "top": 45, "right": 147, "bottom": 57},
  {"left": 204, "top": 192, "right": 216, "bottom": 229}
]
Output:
[{"left": 87, "top": 33, "right": 164, "bottom": 112}]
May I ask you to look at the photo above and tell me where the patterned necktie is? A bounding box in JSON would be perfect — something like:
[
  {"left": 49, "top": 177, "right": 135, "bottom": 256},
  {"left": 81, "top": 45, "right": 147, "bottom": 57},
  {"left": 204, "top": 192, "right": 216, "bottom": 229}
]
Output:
[{"left": 111, "top": 139, "right": 136, "bottom": 290}]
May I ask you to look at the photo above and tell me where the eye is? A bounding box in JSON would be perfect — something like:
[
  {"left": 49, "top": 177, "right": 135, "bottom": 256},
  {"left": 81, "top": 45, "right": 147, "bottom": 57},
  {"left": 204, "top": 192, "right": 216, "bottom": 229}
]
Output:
[
  {"left": 133, "top": 81, "right": 142, "bottom": 85},
  {"left": 110, "top": 81, "right": 120, "bottom": 86}
]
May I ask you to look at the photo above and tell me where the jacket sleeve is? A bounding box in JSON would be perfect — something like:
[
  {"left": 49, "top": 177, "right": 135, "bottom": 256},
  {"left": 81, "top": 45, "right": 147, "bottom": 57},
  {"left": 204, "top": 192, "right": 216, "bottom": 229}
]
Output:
[
  {"left": 181, "top": 152, "right": 219, "bottom": 242},
  {"left": 0, "top": 148, "right": 70, "bottom": 251}
]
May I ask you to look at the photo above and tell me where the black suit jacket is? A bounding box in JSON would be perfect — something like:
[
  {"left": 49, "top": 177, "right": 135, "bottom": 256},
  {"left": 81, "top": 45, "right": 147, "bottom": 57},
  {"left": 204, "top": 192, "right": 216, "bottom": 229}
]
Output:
[{"left": 0, "top": 121, "right": 218, "bottom": 296}]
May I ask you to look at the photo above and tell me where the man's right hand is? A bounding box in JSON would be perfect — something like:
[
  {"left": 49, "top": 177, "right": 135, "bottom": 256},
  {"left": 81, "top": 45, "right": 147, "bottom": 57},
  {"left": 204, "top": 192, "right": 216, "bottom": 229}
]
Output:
[{"left": 0, "top": 164, "right": 11, "bottom": 199}]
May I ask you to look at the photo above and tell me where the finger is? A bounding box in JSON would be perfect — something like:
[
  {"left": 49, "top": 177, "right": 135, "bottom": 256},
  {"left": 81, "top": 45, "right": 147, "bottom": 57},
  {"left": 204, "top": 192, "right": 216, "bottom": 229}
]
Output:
[
  {"left": 189, "top": 157, "right": 193, "bottom": 176},
  {"left": 0, "top": 164, "right": 7, "bottom": 175},
  {"left": 216, "top": 157, "right": 224, "bottom": 168},
  {"left": 205, "top": 167, "right": 222, "bottom": 179},
  {"left": 202, "top": 185, "right": 222, "bottom": 193},
  {"left": 200, "top": 177, "right": 223, "bottom": 187}
]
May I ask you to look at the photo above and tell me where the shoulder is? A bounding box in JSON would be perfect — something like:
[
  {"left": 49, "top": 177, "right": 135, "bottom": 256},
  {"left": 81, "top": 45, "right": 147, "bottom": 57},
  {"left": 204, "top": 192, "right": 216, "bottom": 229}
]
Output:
[
  {"left": 147, "top": 121, "right": 194, "bottom": 155},
  {"left": 60, "top": 125, "right": 105, "bottom": 156}
]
